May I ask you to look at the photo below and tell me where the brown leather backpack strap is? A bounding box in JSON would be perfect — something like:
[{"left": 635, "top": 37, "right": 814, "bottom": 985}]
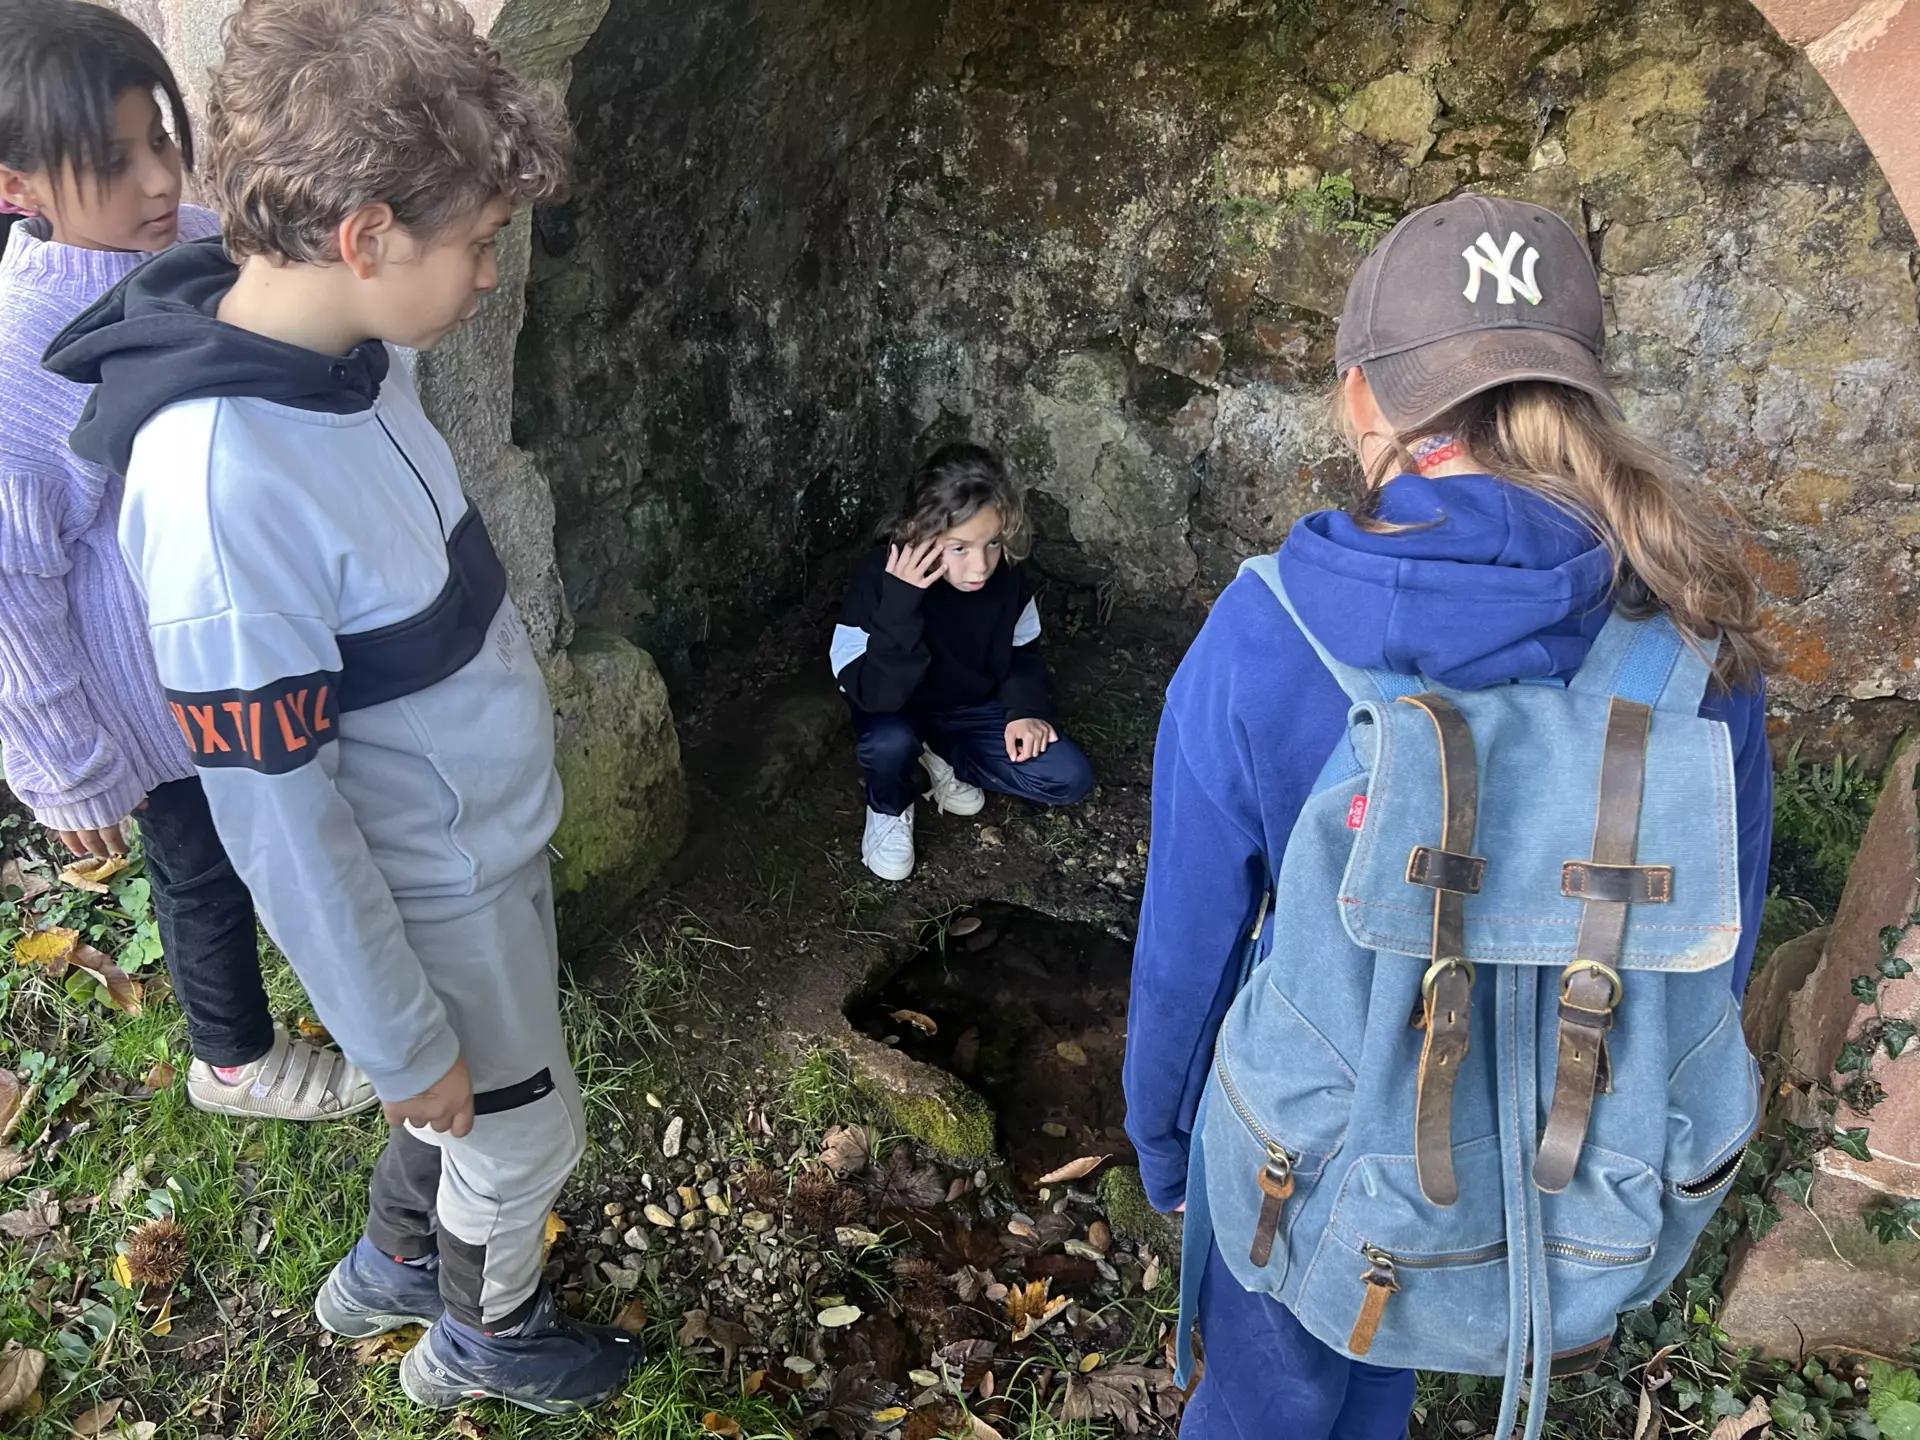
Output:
[
  {"left": 1399, "top": 694, "right": 1480, "bottom": 1208},
  {"left": 1534, "top": 697, "right": 1655, "bottom": 1193}
]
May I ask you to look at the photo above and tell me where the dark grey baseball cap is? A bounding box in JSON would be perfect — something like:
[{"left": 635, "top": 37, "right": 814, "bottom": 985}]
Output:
[{"left": 1334, "top": 193, "right": 1617, "bottom": 430}]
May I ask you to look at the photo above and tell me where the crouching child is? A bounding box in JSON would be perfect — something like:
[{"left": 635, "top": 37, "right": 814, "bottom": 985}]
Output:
[{"left": 831, "top": 444, "right": 1094, "bottom": 881}]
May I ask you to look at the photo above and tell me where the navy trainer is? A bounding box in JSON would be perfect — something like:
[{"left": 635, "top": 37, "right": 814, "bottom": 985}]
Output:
[
  {"left": 314, "top": 1237, "right": 444, "bottom": 1338},
  {"left": 398, "top": 1286, "right": 644, "bottom": 1414}
]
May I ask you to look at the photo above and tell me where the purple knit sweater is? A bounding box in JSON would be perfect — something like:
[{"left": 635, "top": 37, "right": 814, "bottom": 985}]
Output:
[{"left": 0, "top": 207, "right": 221, "bottom": 830}]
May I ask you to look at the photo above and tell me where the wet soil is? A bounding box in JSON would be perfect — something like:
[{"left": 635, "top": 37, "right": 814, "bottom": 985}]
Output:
[{"left": 847, "top": 903, "right": 1138, "bottom": 1184}]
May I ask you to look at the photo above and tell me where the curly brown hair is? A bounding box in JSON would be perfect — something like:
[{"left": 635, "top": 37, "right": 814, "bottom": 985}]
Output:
[
  {"left": 887, "top": 443, "right": 1030, "bottom": 560},
  {"left": 205, "top": 0, "right": 570, "bottom": 263}
]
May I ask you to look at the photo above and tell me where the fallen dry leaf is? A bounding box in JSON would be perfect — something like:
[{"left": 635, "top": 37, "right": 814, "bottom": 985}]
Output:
[
  {"left": 889, "top": 1009, "right": 938, "bottom": 1036},
  {"left": 949, "top": 915, "right": 982, "bottom": 936},
  {"left": 59, "top": 854, "right": 129, "bottom": 893},
  {"left": 111, "top": 1256, "right": 134, "bottom": 1289},
  {"left": 819, "top": 1124, "right": 871, "bottom": 1178},
  {"left": 1706, "top": 1397, "right": 1771, "bottom": 1440},
  {"left": 122, "top": 1425, "right": 157, "bottom": 1440},
  {"left": 293, "top": 1016, "right": 333, "bottom": 1042},
  {"left": 1005, "top": 1279, "right": 1070, "bottom": 1341},
  {"left": 966, "top": 1417, "right": 1004, "bottom": 1440},
  {"left": 1080, "top": 1352, "right": 1105, "bottom": 1372},
  {"left": 351, "top": 1326, "right": 423, "bottom": 1365},
  {"left": 1, "top": 857, "right": 54, "bottom": 904},
  {"left": 744, "top": 1370, "right": 766, "bottom": 1395},
  {"left": 0, "top": 1344, "right": 45, "bottom": 1418},
  {"left": 0, "top": 1149, "right": 26, "bottom": 1184},
  {"left": 449, "top": 1415, "right": 487, "bottom": 1440},
  {"left": 701, "top": 1415, "right": 743, "bottom": 1438},
  {"left": 67, "top": 941, "right": 141, "bottom": 1015},
  {"left": 818, "top": 1304, "right": 863, "bottom": 1328},
  {"left": 143, "top": 1061, "right": 177, "bottom": 1092},
  {"left": 540, "top": 1211, "right": 567, "bottom": 1263},
  {"left": 148, "top": 1293, "right": 173, "bottom": 1338},
  {"left": 1037, "top": 1155, "right": 1108, "bottom": 1186},
  {"left": 0, "top": 1187, "right": 60, "bottom": 1241},
  {"left": 613, "top": 1297, "right": 648, "bottom": 1335},
  {"left": 0, "top": 1070, "right": 21, "bottom": 1143},
  {"left": 1054, "top": 1041, "right": 1088, "bottom": 1067},
  {"left": 69, "top": 1397, "right": 123, "bottom": 1436},
  {"left": 14, "top": 925, "right": 78, "bottom": 971}
]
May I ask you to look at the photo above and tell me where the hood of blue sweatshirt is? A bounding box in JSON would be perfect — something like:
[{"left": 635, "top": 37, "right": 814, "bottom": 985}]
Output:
[
  {"left": 1277, "top": 471, "right": 1619, "bottom": 688},
  {"left": 41, "top": 235, "right": 389, "bottom": 476}
]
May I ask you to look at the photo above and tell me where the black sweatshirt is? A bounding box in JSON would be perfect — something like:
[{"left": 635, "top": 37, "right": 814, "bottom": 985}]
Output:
[{"left": 830, "top": 546, "right": 1055, "bottom": 719}]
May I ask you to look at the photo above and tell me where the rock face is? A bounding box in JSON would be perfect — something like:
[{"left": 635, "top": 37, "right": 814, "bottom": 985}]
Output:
[
  {"left": 523, "top": 0, "right": 1920, "bottom": 750},
  {"left": 1722, "top": 746, "right": 1920, "bottom": 1358}
]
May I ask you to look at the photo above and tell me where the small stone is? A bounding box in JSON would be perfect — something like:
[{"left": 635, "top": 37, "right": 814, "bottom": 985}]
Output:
[
  {"left": 662, "top": 1116, "right": 684, "bottom": 1158},
  {"left": 742, "top": 1211, "right": 774, "bottom": 1234},
  {"left": 701, "top": 1179, "right": 723, "bottom": 1199},
  {"left": 979, "top": 826, "right": 1004, "bottom": 848},
  {"left": 678, "top": 1185, "right": 701, "bottom": 1211},
  {"left": 644, "top": 1204, "right": 675, "bottom": 1228},
  {"left": 679, "top": 1210, "right": 704, "bottom": 1231},
  {"left": 694, "top": 1162, "right": 714, "bottom": 1182},
  {"left": 974, "top": 1169, "right": 989, "bottom": 1189},
  {"left": 1088, "top": 1220, "right": 1112, "bottom": 1253},
  {"left": 603, "top": 1202, "right": 625, "bottom": 1219},
  {"left": 706, "top": 1193, "right": 731, "bottom": 1217},
  {"left": 1042, "top": 1122, "right": 1069, "bottom": 1138},
  {"left": 586, "top": 1247, "right": 606, "bottom": 1263},
  {"left": 664, "top": 1193, "right": 683, "bottom": 1218},
  {"left": 623, "top": 1226, "right": 651, "bottom": 1251},
  {"left": 597, "top": 1227, "right": 620, "bottom": 1247}
]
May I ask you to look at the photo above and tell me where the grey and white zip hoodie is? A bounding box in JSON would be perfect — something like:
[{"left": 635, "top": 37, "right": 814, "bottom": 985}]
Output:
[{"left": 44, "top": 237, "right": 562, "bottom": 1103}]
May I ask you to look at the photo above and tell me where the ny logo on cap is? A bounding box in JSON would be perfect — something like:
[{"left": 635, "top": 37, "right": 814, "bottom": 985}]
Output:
[{"left": 1461, "top": 231, "right": 1542, "bottom": 306}]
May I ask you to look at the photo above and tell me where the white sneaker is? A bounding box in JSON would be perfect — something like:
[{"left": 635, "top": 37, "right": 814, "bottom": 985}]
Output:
[
  {"left": 187, "top": 1024, "right": 379, "bottom": 1122},
  {"left": 862, "top": 805, "right": 916, "bottom": 881},
  {"left": 920, "top": 746, "right": 985, "bottom": 816}
]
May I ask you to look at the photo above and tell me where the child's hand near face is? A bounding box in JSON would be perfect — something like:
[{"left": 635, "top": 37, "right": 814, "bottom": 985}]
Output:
[
  {"left": 1005, "top": 717, "right": 1057, "bottom": 762},
  {"left": 884, "top": 540, "right": 945, "bottom": 590}
]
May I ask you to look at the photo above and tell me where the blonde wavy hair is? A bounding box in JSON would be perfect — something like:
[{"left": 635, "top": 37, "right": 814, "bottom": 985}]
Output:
[
  {"left": 206, "top": 0, "right": 570, "bottom": 263},
  {"left": 1336, "top": 380, "right": 1774, "bottom": 690}
]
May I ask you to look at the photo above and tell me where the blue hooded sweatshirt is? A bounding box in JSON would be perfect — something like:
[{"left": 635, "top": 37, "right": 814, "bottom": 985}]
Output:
[{"left": 1121, "top": 473, "right": 1773, "bottom": 1212}]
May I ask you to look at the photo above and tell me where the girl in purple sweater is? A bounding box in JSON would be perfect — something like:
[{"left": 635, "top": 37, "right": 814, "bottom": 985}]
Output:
[{"left": 0, "top": 0, "right": 371, "bottom": 1121}]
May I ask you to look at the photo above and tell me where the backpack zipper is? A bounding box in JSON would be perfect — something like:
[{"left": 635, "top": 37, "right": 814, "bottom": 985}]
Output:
[
  {"left": 1345, "top": 1237, "right": 1651, "bottom": 1353},
  {"left": 1215, "top": 1031, "right": 1298, "bottom": 1268},
  {"left": 1675, "top": 1138, "right": 1750, "bottom": 1199}
]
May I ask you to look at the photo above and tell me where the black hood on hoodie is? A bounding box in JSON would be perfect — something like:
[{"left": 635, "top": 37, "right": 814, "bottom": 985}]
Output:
[{"left": 41, "top": 235, "right": 391, "bottom": 476}]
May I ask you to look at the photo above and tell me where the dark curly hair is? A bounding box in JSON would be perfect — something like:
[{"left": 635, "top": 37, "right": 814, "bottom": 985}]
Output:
[{"left": 886, "top": 443, "right": 1030, "bottom": 560}]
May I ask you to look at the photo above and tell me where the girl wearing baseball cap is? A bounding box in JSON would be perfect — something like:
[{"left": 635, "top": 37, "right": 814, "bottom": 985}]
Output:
[{"left": 1123, "top": 194, "right": 1775, "bottom": 1439}]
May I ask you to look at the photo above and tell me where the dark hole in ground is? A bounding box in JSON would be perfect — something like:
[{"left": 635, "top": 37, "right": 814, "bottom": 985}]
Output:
[{"left": 847, "top": 902, "right": 1138, "bottom": 1182}]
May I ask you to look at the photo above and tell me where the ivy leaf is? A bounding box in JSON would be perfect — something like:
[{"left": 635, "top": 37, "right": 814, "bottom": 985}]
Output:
[
  {"left": 1741, "top": 1192, "right": 1782, "bottom": 1242},
  {"left": 1833, "top": 1128, "right": 1875, "bottom": 1163},
  {"left": 1886, "top": 1021, "right": 1919, "bottom": 1060},
  {"left": 1879, "top": 954, "right": 1913, "bottom": 982},
  {"left": 1775, "top": 1169, "right": 1815, "bottom": 1207},
  {"left": 1839, "top": 1042, "right": 1872, "bottom": 1075},
  {"left": 1884, "top": 926, "right": 1909, "bottom": 959},
  {"left": 1869, "top": 1362, "right": 1920, "bottom": 1412},
  {"left": 1854, "top": 974, "right": 1884, "bottom": 1005},
  {"left": 1863, "top": 1201, "right": 1920, "bottom": 1246}
]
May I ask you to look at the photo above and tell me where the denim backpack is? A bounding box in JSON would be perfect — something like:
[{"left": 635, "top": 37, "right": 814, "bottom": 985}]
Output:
[{"left": 1173, "top": 556, "right": 1760, "bottom": 1440}]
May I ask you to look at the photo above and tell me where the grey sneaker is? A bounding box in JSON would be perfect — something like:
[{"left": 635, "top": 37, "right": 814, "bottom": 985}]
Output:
[
  {"left": 187, "top": 1024, "right": 378, "bottom": 1122},
  {"left": 920, "top": 746, "right": 985, "bottom": 816},
  {"left": 315, "top": 1237, "right": 443, "bottom": 1338},
  {"left": 399, "top": 1287, "right": 644, "bottom": 1414}
]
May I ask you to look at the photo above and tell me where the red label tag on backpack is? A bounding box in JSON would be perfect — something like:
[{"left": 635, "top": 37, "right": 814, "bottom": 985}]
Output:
[{"left": 1347, "top": 795, "right": 1369, "bottom": 829}]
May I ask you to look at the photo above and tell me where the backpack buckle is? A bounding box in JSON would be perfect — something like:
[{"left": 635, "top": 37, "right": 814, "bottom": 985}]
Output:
[{"left": 1422, "top": 957, "right": 1476, "bottom": 1006}]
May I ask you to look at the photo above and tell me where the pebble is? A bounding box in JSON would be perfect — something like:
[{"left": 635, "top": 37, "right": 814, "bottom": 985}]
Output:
[
  {"left": 598, "top": 1227, "right": 620, "bottom": 1247},
  {"left": 662, "top": 1116, "right": 685, "bottom": 1158},
  {"left": 602, "top": 1202, "right": 625, "bottom": 1219},
  {"left": 742, "top": 1211, "right": 774, "bottom": 1234},
  {"left": 706, "top": 1194, "right": 732, "bottom": 1216},
  {"left": 677, "top": 1185, "right": 701, "bottom": 1211},
  {"left": 694, "top": 1162, "right": 714, "bottom": 1182},
  {"left": 1088, "top": 1220, "right": 1112, "bottom": 1253},
  {"left": 974, "top": 1169, "right": 989, "bottom": 1189},
  {"left": 679, "top": 1210, "right": 704, "bottom": 1231},
  {"left": 701, "top": 1178, "right": 722, "bottom": 1198},
  {"left": 644, "top": 1204, "right": 675, "bottom": 1228},
  {"left": 664, "top": 1193, "right": 683, "bottom": 1218},
  {"left": 623, "top": 1226, "right": 651, "bottom": 1252}
]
